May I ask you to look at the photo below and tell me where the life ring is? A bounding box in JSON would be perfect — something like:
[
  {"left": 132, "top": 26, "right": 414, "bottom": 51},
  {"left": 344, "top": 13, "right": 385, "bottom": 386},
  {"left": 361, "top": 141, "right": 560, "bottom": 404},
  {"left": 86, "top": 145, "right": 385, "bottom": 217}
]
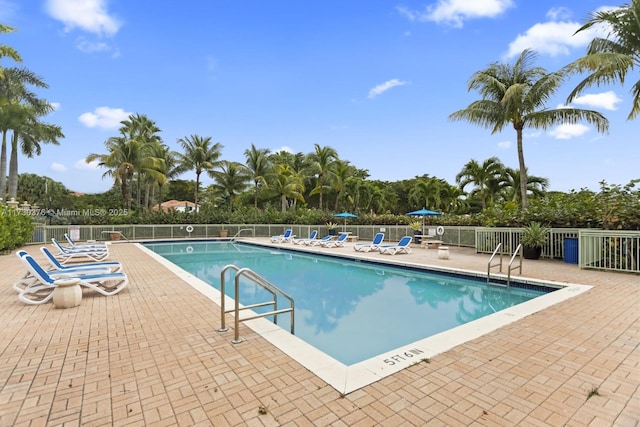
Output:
[
  {"left": 186, "top": 245, "right": 193, "bottom": 254},
  {"left": 436, "top": 226, "right": 445, "bottom": 236},
  {"left": 186, "top": 225, "right": 194, "bottom": 233}
]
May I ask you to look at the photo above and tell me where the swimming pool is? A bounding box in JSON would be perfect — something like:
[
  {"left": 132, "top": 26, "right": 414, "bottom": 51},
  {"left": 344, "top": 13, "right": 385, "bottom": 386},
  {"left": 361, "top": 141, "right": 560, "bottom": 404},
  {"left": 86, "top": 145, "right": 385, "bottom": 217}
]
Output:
[{"left": 145, "top": 241, "right": 549, "bottom": 365}]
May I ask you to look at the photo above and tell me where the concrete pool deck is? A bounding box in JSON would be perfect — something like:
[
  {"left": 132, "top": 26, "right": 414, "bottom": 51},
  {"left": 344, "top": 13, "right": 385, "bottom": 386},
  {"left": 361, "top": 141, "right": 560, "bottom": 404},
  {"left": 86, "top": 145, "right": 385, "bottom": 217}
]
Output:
[{"left": 1, "top": 239, "right": 638, "bottom": 426}]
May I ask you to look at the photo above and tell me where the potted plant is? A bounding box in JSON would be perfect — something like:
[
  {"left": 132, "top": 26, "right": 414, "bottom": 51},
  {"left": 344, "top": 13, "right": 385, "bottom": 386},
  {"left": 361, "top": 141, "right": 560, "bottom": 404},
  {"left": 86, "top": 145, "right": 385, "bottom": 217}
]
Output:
[
  {"left": 520, "top": 222, "right": 549, "bottom": 260},
  {"left": 409, "top": 220, "right": 422, "bottom": 243},
  {"left": 326, "top": 222, "right": 339, "bottom": 236}
]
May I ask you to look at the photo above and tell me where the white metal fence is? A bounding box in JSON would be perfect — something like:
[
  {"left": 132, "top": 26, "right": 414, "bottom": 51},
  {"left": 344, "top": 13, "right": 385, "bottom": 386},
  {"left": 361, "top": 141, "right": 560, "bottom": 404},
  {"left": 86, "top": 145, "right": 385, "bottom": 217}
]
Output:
[
  {"left": 27, "top": 224, "right": 639, "bottom": 274},
  {"left": 579, "top": 229, "right": 640, "bottom": 273}
]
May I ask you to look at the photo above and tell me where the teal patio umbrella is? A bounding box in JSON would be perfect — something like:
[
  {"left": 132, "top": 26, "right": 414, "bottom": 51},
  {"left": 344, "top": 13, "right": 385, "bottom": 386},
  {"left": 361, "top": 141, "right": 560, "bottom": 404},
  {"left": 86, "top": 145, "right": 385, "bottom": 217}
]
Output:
[
  {"left": 406, "top": 208, "right": 442, "bottom": 237},
  {"left": 333, "top": 211, "right": 358, "bottom": 231}
]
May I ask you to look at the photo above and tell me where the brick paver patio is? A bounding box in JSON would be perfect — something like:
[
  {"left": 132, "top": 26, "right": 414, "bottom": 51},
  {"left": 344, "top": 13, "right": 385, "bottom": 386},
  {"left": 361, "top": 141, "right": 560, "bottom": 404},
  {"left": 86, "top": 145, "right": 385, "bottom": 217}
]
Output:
[{"left": 1, "top": 240, "right": 638, "bottom": 426}]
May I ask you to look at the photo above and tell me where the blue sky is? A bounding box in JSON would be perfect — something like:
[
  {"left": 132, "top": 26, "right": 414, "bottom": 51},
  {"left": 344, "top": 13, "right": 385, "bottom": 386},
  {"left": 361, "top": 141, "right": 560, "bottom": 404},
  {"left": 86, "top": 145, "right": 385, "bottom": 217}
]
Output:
[{"left": 2, "top": 0, "right": 637, "bottom": 194}]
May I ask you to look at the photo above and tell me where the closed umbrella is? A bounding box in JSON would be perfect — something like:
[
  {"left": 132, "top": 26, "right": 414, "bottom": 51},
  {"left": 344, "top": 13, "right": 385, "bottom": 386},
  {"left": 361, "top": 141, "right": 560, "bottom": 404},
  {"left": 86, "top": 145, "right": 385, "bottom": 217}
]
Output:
[{"left": 333, "top": 211, "right": 358, "bottom": 231}]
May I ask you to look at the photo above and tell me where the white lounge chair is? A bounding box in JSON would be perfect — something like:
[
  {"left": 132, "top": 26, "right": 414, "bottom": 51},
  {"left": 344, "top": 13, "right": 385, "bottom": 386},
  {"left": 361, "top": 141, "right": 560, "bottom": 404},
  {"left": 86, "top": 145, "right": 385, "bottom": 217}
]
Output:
[
  {"left": 271, "top": 229, "right": 295, "bottom": 243},
  {"left": 293, "top": 230, "right": 318, "bottom": 245},
  {"left": 379, "top": 236, "right": 413, "bottom": 255},
  {"left": 307, "top": 235, "right": 333, "bottom": 246},
  {"left": 51, "top": 238, "right": 110, "bottom": 263},
  {"left": 320, "top": 233, "right": 349, "bottom": 248},
  {"left": 13, "top": 248, "right": 122, "bottom": 293},
  {"left": 64, "top": 233, "right": 107, "bottom": 249},
  {"left": 16, "top": 251, "right": 128, "bottom": 305},
  {"left": 42, "top": 247, "right": 122, "bottom": 273},
  {"left": 354, "top": 233, "right": 385, "bottom": 252}
]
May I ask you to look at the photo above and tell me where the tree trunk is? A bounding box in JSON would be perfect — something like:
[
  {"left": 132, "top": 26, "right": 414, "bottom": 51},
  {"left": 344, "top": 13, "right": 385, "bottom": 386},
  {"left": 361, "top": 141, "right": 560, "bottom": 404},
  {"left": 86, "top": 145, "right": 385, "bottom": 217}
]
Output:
[
  {"left": 516, "top": 127, "right": 528, "bottom": 209},
  {"left": 280, "top": 194, "right": 287, "bottom": 212},
  {"left": 8, "top": 134, "right": 19, "bottom": 201},
  {"left": 194, "top": 173, "right": 200, "bottom": 209},
  {"left": 0, "top": 132, "right": 7, "bottom": 201}
]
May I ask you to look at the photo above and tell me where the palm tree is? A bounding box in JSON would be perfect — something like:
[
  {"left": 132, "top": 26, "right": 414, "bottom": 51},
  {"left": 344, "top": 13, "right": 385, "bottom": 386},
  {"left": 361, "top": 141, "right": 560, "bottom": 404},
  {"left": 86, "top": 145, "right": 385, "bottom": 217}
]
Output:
[
  {"left": 0, "top": 24, "right": 21, "bottom": 79},
  {"left": 177, "top": 134, "right": 223, "bottom": 209},
  {"left": 450, "top": 49, "right": 609, "bottom": 209},
  {"left": 501, "top": 167, "right": 549, "bottom": 204},
  {"left": 243, "top": 143, "right": 271, "bottom": 209},
  {"left": 9, "top": 106, "right": 63, "bottom": 200},
  {"left": 209, "top": 161, "right": 250, "bottom": 211},
  {"left": 0, "top": 67, "right": 48, "bottom": 201},
  {"left": 408, "top": 177, "right": 447, "bottom": 212},
  {"left": 455, "top": 157, "right": 505, "bottom": 210},
  {"left": 87, "top": 136, "right": 136, "bottom": 208},
  {"left": 307, "top": 144, "right": 337, "bottom": 210},
  {"left": 152, "top": 144, "right": 183, "bottom": 211},
  {"left": 565, "top": 2, "right": 640, "bottom": 120},
  {"left": 272, "top": 163, "right": 305, "bottom": 212},
  {"left": 331, "top": 159, "right": 356, "bottom": 211},
  {"left": 120, "top": 113, "right": 163, "bottom": 207}
]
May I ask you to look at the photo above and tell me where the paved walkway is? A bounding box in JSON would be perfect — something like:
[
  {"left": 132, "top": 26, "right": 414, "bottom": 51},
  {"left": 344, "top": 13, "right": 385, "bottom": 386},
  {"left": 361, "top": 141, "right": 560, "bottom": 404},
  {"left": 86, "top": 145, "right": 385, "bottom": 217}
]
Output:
[{"left": 0, "top": 240, "right": 638, "bottom": 426}]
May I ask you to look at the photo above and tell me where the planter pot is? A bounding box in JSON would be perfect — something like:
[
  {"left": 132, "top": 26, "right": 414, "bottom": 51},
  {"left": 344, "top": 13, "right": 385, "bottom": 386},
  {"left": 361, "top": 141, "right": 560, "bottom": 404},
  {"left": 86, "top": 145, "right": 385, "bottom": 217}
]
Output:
[
  {"left": 413, "top": 231, "right": 421, "bottom": 244},
  {"left": 328, "top": 229, "right": 336, "bottom": 236},
  {"left": 523, "top": 246, "right": 542, "bottom": 260},
  {"left": 219, "top": 230, "right": 228, "bottom": 238},
  {"left": 109, "top": 232, "right": 121, "bottom": 241}
]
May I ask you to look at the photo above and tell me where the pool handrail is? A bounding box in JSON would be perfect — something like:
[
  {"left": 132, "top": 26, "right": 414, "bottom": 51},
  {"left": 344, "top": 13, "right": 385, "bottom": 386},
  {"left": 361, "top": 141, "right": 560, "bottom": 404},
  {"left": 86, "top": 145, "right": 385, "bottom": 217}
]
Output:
[
  {"left": 218, "top": 264, "right": 295, "bottom": 344},
  {"left": 487, "top": 243, "right": 503, "bottom": 284},
  {"left": 506, "top": 244, "right": 523, "bottom": 287}
]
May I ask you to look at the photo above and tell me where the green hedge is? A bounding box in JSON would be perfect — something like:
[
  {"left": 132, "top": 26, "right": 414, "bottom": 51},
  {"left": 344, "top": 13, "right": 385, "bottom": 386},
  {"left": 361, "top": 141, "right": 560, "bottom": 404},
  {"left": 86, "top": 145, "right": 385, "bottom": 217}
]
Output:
[{"left": 0, "top": 206, "right": 35, "bottom": 253}]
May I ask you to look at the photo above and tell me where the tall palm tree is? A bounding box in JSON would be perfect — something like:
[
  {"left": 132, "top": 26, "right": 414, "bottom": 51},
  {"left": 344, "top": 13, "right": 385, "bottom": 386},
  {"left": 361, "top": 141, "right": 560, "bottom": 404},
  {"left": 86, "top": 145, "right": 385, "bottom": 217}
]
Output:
[
  {"left": 87, "top": 136, "right": 137, "bottom": 208},
  {"left": 0, "top": 67, "right": 47, "bottom": 201},
  {"left": 120, "top": 113, "right": 163, "bottom": 206},
  {"left": 152, "top": 144, "right": 183, "bottom": 210},
  {"left": 455, "top": 157, "right": 505, "bottom": 210},
  {"left": 9, "top": 106, "right": 63, "bottom": 200},
  {"left": 565, "top": 2, "right": 640, "bottom": 120},
  {"left": 243, "top": 143, "right": 271, "bottom": 209},
  {"left": 0, "top": 24, "right": 22, "bottom": 79},
  {"left": 450, "top": 49, "right": 609, "bottom": 209},
  {"left": 307, "top": 144, "right": 337, "bottom": 210},
  {"left": 209, "top": 161, "right": 250, "bottom": 211},
  {"left": 177, "top": 134, "right": 223, "bottom": 209},
  {"left": 331, "top": 159, "right": 356, "bottom": 211}
]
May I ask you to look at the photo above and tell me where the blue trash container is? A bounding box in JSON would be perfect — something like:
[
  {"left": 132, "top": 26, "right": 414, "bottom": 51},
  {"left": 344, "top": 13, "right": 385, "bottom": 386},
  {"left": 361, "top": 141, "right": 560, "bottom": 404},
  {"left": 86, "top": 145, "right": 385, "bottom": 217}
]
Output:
[{"left": 564, "top": 237, "right": 578, "bottom": 264}]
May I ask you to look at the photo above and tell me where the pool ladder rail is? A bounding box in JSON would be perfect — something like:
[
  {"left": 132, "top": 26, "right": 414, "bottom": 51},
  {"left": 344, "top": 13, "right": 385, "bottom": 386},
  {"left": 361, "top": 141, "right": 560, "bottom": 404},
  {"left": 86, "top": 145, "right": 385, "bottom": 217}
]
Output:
[
  {"left": 231, "top": 228, "right": 254, "bottom": 241},
  {"left": 487, "top": 243, "right": 523, "bottom": 287},
  {"left": 218, "top": 264, "right": 295, "bottom": 344}
]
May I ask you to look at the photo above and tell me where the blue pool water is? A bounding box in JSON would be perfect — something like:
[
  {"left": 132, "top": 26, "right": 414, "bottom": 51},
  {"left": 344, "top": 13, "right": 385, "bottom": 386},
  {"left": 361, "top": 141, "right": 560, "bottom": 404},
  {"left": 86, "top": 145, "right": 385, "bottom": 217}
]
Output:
[{"left": 145, "top": 241, "right": 550, "bottom": 365}]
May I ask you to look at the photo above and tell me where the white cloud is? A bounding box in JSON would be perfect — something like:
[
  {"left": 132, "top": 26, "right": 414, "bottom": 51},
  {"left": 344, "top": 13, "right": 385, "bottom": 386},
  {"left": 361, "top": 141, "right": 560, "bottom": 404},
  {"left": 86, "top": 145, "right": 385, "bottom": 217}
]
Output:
[
  {"left": 505, "top": 7, "right": 603, "bottom": 58},
  {"left": 78, "top": 106, "right": 131, "bottom": 129},
  {"left": 398, "top": 0, "right": 513, "bottom": 28},
  {"left": 75, "top": 159, "right": 100, "bottom": 170},
  {"left": 76, "top": 37, "right": 119, "bottom": 57},
  {"left": 506, "top": 21, "right": 594, "bottom": 58},
  {"left": 546, "top": 7, "right": 572, "bottom": 21},
  {"left": 45, "top": 0, "right": 121, "bottom": 37},
  {"left": 548, "top": 123, "right": 590, "bottom": 139},
  {"left": 572, "top": 91, "right": 622, "bottom": 111},
  {"left": 497, "top": 140, "right": 511, "bottom": 149},
  {"left": 368, "top": 79, "right": 408, "bottom": 99},
  {"left": 51, "top": 162, "right": 67, "bottom": 172}
]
